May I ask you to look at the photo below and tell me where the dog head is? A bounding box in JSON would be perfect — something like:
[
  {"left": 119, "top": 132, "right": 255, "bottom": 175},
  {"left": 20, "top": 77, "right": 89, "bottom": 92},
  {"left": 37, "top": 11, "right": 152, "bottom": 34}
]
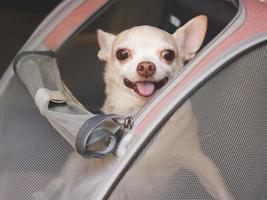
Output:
[{"left": 97, "top": 15, "right": 207, "bottom": 98}]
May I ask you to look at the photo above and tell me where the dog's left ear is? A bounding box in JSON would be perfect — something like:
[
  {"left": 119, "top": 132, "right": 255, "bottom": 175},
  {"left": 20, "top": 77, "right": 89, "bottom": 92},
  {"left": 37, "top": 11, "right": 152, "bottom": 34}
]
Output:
[
  {"left": 173, "top": 15, "right": 208, "bottom": 61},
  {"left": 97, "top": 29, "right": 116, "bottom": 61}
]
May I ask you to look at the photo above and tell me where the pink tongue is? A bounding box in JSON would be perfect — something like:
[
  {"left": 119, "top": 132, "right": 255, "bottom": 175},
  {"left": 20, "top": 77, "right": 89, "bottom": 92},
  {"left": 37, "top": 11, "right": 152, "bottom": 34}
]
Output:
[{"left": 136, "top": 82, "right": 155, "bottom": 97}]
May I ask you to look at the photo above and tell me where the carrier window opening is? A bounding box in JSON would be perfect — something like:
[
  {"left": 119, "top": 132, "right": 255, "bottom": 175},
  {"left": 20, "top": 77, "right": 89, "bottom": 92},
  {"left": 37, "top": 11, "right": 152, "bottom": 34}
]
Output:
[{"left": 56, "top": 0, "right": 237, "bottom": 114}]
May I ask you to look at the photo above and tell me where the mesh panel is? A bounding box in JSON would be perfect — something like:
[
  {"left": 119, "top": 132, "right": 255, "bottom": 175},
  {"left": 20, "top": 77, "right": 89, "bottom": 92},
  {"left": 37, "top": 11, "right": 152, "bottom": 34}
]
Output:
[
  {"left": 0, "top": 76, "right": 73, "bottom": 200},
  {"left": 33, "top": 153, "right": 119, "bottom": 200},
  {"left": 109, "top": 43, "right": 267, "bottom": 199}
]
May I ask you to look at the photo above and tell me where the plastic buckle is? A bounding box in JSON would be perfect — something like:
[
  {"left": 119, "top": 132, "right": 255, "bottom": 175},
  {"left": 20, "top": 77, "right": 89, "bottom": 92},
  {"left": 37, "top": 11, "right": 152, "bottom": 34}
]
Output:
[{"left": 76, "top": 114, "right": 128, "bottom": 159}]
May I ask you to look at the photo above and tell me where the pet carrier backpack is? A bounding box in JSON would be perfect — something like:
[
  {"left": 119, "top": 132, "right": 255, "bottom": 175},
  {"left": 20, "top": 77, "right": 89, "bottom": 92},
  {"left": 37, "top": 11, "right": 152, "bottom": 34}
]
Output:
[{"left": 0, "top": 0, "right": 267, "bottom": 199}]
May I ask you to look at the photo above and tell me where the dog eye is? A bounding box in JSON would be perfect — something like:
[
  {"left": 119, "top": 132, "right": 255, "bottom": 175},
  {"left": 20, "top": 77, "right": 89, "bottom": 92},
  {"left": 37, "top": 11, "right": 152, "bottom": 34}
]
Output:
[
  {"left": 162, "top": 49, "right": 175, "bottom": 62},
  {"left": 116, "top": 48, "right": 130, "bottom": 60}
]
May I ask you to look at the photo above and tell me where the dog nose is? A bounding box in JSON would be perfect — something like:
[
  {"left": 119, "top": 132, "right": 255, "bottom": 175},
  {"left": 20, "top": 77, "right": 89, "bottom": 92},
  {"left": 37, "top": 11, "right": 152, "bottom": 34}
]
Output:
[{"left": 137, "top": 61, "right": 156, "bottom": 77}]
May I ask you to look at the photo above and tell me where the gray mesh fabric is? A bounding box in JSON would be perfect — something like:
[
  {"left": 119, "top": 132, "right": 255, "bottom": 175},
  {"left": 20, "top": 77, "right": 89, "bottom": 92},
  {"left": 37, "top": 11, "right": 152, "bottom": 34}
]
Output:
[
  {"left": 15, "top": 53, "right": 93, "bottom": 147},
  {"left": 109, "top": 43, "right": 267, "bottom": 199},
  {"left": 0, "top": 74, "right": 73, "bottom": 200}
]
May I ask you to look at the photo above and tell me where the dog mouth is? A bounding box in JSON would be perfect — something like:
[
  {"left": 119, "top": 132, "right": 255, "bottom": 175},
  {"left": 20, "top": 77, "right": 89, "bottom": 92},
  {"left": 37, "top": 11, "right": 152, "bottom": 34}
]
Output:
[{"left": 123, "top": 77, "right": 169, "bottom": 97}]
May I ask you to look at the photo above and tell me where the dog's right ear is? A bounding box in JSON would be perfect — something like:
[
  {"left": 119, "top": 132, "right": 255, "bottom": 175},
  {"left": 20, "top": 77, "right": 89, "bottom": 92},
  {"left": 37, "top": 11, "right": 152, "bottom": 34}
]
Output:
[
  {"left": 97, "top": 29, "right": 116, "bottom": 61},
  {"left": 173, "top": 15, "right": 208, "bottom": 61}
]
